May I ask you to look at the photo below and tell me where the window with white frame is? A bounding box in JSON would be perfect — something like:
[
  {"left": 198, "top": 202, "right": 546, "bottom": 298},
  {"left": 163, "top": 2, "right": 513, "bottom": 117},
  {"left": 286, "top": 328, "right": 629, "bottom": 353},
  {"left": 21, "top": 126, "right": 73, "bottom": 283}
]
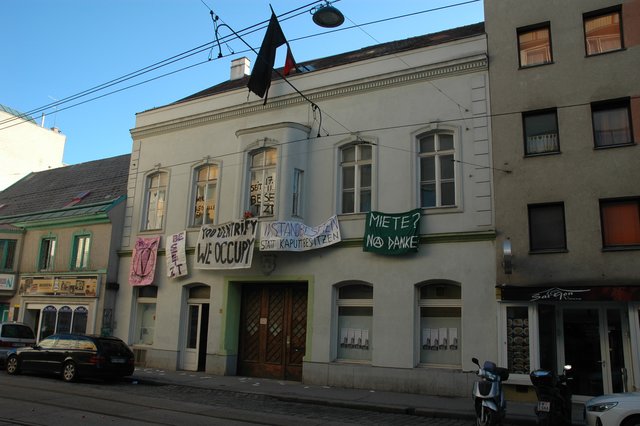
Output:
[
  {"left": 191, "top": 164, "right": 219, "bottom": 226},
  {"left": 135, "top": 285, "right": 157, "bottom": 346},
  {"left": 419, "top": 282, "right": 461, "bottom": 366},
  {"left": 336, "top": 283, "right": 372, "bottom": 361},
  {"left": 418, "top": 132, "right": 456, "bottom": 208},
  {"left": 38, "top": 236, "right": 56, "bottom": 271},
  {"left": 143, "top": 172, "right": 168, "bottom": 231},
  {"left": 340, "top": 144, "right": 372, "bottom": 214},
  {"left": 292, "top": 168, "right": 304, "bottom": 217},
  {"left": 71, "top": 233, "right": 91, "bottom": 270},
  {"left": 248, "top": 148, "right": 276, "bottom": 217}
]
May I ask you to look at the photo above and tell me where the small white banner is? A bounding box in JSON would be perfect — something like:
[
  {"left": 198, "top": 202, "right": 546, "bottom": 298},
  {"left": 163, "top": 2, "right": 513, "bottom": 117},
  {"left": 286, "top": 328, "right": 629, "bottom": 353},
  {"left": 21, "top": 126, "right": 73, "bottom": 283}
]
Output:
[
  {"left": 195, "top": 219, "right": 258, "bottom": 270},
  {"left": 0, "top": 274, "right": 15, "bottom": 290},
  {"left": 259, "top": 216, "right": 341, "bottom": 251},
  {"left": 166, "top": 231, "right": 188, "bottom": 278}
]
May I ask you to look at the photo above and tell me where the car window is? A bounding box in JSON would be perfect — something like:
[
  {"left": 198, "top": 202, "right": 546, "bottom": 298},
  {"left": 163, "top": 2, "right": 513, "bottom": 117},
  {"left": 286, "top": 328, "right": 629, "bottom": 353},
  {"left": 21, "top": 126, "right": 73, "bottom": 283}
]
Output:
[
  {"left": 77, "top": 338, "right": 97, "bottom": 351},
  {"left": 1, "top": 324, "right": 35, "bottom": 339},
  {"left": 55, "top": 336, "right": 78, "bottom": 350},
  {"left": 38, "top": 336, "right": 58, "bottom": 349},
  {"left": 98, "top": 338, "right": 130, "bottom": 353}
]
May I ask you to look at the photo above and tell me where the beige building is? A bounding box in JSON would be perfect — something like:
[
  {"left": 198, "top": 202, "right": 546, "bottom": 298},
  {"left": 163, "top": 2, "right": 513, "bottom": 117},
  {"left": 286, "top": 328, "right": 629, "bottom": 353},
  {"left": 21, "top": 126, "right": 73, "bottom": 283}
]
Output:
[
  {"left": 0, "top": 105, "right": 65, "bottom": 191},
  {"left": 114, "top": 23, "right": 496, "bottom": 397},
  {"left": 485, "top": 0, "right": 640, "bottom": 400},
  {"left": 0, "top": 155, "right": 130, "bottom": 338}
]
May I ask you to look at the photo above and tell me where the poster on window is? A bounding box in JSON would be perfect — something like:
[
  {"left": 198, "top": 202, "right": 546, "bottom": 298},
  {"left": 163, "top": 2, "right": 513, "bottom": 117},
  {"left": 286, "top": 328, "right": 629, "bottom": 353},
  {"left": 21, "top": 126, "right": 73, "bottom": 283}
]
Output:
[
  {"left": 0, "top": 274, "right": 15, "bottom": 290},
  {"left": 259, "top": 216, "right": 341, "bottom": 251},
  {"left": 129, "top": 236, "right": 161, "bottom": 286},
  {"left": 363, "top": 209, "right": 421, "bottom": 255},
  {"left": 166, "top": 231, "right": 188, "bottom": 278},
  {"left": 195, "top": 219, "right": 258, "bottom": 270}
]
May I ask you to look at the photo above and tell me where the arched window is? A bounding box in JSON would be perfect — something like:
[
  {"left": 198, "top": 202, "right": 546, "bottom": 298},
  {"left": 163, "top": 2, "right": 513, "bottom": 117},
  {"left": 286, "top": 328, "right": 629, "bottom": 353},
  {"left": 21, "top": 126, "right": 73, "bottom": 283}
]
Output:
[
  {"left": 418, "top": 282, "right": 461, "bottom": 366},
  {"left": 418, "top": 132, "right": 456, "bottom": 208},
  {"left": 56, "top": 306, "right": 72, "bottom": 333},
  {"left": 143, "top": 172, "right": 168, "bottom": 230},
  {"left": 72, "top": 307, "right": 88, "bottom": 333},
  {"left": 40, "top": 305, "right": 57, "bottom": 340},
  {"left": 191, "top": 164, "right": 219, "bottom": 226},
  {"left": 336, "top": 283, "right": 373, "bottom": 361}
]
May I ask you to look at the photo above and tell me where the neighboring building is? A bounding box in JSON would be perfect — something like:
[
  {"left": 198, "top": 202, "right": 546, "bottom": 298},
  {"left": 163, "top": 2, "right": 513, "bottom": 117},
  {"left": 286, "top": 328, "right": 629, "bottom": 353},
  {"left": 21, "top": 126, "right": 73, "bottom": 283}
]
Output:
[
  {"left": 485, "top": 0, "right": 640, "bottom": 400},
  {"left": 0, "top": 105, "right": 66, "bottom": 190},
  {"left": 115, "top": 23, "right": 495, "bottom": 396},
  {"left": 0, "top": 154, "right": 130, "bottom": 339}
]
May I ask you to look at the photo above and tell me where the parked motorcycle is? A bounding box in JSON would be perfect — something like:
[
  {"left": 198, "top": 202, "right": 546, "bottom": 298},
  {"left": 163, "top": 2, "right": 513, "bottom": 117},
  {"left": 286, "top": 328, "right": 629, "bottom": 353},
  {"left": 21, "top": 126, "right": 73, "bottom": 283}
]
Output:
[
  {"left": 529, "top": 365, "right": 572, "bottom": 426},
  {"left": 472, "top": 357, "right": 509, "bottom": 426}
]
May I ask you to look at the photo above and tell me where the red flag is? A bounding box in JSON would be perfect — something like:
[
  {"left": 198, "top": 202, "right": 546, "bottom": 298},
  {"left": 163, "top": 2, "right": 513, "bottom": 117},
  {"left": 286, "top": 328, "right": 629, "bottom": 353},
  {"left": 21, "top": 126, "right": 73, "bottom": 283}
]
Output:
[
  {"left": 247, "top": 12, "right": 297, "bottom": 103},
  {"left": 283, "top": 47, "right": 297, "bottom": 76}
]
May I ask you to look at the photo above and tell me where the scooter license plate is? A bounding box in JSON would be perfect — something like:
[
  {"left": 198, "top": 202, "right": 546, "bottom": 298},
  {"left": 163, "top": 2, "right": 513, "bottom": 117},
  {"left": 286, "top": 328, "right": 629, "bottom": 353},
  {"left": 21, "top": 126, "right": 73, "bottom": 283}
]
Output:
[{"left": 537, "top": 401, "right": 551, "bottom": 412}]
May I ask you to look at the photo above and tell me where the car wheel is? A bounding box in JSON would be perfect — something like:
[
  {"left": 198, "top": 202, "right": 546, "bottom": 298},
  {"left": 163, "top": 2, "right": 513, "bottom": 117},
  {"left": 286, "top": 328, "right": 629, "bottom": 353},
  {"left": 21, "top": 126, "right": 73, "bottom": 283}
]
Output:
[
  {"left": 62, "top": 361, "right": 77, "bottom": 382},
  {"left": 6, "top": 356, "right": 20, "bottom": 375},
  {"left": 621, "top": 415, "right": 640, "bottom": 426}
]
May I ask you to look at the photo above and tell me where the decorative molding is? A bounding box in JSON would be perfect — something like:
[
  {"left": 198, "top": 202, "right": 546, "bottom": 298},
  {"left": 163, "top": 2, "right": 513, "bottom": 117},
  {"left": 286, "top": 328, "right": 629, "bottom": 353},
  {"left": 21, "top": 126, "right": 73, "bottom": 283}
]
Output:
[{"left": 131, "top": 56, "right": 488, "bottom": 140}]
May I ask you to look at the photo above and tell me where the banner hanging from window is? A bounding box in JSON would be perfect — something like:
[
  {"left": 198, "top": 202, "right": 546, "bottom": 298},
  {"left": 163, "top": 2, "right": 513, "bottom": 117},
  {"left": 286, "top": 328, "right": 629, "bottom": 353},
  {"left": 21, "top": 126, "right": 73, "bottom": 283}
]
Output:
[
  {"left": 259, "top": 215, "right": 341, "bottom": 251},
  {"left": 195, "top": 219, "right": 258, "bottom": 269},
  {"left": 166, "top": 231, "right": 188, "bottom": 278},
  {"left": 363, "top": 209, "right": 421, "bottom": 255},
  {"left": 129, "top": 236, "right": 160, "bottom": 286}
]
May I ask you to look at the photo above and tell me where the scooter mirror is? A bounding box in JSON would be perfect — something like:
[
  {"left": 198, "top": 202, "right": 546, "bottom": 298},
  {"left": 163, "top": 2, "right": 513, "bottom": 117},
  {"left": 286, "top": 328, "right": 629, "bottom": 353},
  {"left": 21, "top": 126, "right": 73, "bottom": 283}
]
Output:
[{"left": 472, "top": 357, "right": 479, "bottom": 366}]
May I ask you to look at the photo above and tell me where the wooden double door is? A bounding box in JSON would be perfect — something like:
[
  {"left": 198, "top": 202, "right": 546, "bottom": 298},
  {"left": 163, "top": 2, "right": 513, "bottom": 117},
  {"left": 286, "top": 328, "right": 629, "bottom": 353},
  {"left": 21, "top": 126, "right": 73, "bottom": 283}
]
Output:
[{"left": 238, "top": 283, "right": 307, "bottom": 381}]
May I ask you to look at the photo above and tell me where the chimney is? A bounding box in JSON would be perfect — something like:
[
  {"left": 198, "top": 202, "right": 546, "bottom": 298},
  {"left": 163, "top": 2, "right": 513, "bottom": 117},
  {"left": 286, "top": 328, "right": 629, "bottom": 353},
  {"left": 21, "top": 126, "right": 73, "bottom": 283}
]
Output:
[{"left": 230, "top": 57, "right": 250, "bottom": 80}]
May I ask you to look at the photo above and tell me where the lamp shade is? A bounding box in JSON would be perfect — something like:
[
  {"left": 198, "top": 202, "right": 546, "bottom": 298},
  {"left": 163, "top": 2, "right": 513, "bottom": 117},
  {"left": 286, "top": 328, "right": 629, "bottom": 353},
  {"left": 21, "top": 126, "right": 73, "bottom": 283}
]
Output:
[{"left": 312, "top": 4, "right": 344, "bottom": 28}]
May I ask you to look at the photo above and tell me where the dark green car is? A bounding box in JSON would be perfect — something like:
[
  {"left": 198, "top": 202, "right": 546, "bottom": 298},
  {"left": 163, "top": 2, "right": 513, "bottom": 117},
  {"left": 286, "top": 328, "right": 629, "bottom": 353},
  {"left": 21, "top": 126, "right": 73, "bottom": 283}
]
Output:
[{"left": 6, "top": 333, "right": 134, "bottom": 382}]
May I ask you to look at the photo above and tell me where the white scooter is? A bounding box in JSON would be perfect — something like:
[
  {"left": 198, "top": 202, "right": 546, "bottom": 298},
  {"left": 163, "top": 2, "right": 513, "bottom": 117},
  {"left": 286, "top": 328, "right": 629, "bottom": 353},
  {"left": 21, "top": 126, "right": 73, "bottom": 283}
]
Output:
[{"left": 472, "top": 357, "right": 509, "bottom": 426}]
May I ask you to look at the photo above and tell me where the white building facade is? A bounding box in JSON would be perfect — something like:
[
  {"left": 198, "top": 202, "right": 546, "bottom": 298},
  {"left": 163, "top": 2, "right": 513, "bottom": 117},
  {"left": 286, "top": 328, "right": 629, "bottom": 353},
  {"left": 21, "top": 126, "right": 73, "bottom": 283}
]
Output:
[{"left": 114, "top": 23, "right": 497, "bottom": 396}]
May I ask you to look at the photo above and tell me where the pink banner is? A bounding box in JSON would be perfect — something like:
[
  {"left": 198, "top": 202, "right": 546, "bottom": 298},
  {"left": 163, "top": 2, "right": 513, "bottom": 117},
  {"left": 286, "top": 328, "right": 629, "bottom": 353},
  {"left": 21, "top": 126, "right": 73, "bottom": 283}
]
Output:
[{"left": 129, "top": 236, "right": 160, "bottom": 286}]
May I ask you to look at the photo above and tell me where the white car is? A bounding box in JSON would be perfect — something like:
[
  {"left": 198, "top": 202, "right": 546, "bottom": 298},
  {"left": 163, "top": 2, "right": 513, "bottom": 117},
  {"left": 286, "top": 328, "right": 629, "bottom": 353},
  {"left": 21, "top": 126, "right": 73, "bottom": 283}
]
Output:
[{"left": 585, "top": 392, "right": 640, "bottom": 426}]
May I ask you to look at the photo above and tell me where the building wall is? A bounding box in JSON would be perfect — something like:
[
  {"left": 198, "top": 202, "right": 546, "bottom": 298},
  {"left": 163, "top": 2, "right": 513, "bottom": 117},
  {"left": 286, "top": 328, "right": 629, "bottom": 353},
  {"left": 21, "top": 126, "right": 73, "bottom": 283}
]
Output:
[
  {"left": 0, "top": 111, "right": 65, "bottom": 191},
  {"left": 116, "top": 32, "right": 496, "bottom": 396}
]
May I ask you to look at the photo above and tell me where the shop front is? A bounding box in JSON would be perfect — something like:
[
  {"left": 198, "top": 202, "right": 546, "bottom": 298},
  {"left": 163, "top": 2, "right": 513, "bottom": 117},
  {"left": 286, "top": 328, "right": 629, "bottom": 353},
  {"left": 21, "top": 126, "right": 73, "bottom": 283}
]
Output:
[
  {"left": 17, "top": 275, "right": 100, "bottom": 340},
  {"left": 499, "top": 285, "right": 640, "bottom": 400}
]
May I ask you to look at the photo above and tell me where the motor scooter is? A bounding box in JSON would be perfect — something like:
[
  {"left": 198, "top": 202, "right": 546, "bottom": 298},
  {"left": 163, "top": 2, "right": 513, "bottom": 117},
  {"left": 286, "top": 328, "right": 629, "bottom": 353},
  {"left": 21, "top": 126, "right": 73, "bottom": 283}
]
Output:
[
  {"left": 472, "top": 357, "right": 509, "bottom": 426},
  {"left": 530, "top": 365, "right": 572, "bottom": 426}
]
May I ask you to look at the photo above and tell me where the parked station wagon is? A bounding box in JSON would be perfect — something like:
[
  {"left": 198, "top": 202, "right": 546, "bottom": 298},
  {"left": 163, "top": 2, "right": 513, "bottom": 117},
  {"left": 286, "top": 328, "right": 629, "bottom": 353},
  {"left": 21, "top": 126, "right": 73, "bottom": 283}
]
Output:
[{"left": 0, "top": 322, "right": 36, "bottom": 366}]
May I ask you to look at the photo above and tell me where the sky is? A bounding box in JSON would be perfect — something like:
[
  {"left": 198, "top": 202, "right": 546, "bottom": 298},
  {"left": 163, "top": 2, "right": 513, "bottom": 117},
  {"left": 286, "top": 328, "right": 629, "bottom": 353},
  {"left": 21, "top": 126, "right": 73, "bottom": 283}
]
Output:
[{"left": 1, "top": 0, "right": 484, "bottom": 166}]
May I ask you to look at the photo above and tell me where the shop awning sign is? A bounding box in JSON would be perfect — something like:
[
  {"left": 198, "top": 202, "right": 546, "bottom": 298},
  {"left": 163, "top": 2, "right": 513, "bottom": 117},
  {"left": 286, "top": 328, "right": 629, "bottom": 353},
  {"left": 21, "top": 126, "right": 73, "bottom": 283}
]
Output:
[
  {"left": 363, "top": 209, "right": 421, "bottom": 255},
  {"left": 259, "top": 216, "right": 341, "bottom": 251},
  {"left": 195, "top": 219, "right": 258, "bottom": 270},
  {"left": 499, "top": 285, "right": 640, "bottom": 302}
]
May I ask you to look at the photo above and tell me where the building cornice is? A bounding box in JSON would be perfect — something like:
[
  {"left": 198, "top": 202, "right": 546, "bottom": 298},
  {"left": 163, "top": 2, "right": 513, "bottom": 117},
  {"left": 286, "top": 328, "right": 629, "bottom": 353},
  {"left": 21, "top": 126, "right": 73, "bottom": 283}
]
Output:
[{"left": 131, "top": 55, "right": 488, "bottom": 140}]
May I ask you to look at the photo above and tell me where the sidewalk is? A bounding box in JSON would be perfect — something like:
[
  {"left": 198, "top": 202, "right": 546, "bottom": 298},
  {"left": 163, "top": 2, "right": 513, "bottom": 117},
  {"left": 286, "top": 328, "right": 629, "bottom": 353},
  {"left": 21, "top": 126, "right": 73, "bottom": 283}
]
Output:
[{"left": 131, "top": 367, "right": 583, "bottom": 425}]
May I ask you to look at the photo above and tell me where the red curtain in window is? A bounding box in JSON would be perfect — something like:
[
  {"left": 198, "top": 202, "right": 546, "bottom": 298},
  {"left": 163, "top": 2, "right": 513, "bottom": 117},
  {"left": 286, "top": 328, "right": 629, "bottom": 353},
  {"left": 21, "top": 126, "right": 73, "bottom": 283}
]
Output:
[{"left": 602, "top": 202, "right": 640, "bottom": 246}]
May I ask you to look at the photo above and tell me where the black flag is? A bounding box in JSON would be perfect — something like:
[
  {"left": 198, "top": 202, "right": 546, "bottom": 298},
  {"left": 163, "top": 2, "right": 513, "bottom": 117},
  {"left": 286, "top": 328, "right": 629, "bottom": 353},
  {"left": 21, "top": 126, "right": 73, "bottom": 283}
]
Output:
[{"left": 247, "top": 12, "right": 297, "bottom": 104}]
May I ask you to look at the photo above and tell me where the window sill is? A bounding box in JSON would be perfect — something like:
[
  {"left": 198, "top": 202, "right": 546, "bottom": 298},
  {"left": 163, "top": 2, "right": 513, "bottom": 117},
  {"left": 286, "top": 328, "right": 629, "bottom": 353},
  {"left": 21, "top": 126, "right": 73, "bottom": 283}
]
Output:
[
  {"left": 585, "top": 47, "right": 625, "bottom": 58},
  {"left": 524, "top": 151, "right": 561, "bottom": 158},
  {"left": 417, "top": 363, "right": 461, "bottom": 370},
  {"left": 422, "top": 205, "right": 461, "bottom": 215},
  {"left": 602, "top": 245, "right": 640, "bottom": 252},
  {"left": 518, "top": 61, "right": 554, "bottom": 70},
  {"left": 528, "top": 249, "right": 568, "bottom": 255},
  {"left": 594, "top": 142, "right": 636, "bottom": 150}
]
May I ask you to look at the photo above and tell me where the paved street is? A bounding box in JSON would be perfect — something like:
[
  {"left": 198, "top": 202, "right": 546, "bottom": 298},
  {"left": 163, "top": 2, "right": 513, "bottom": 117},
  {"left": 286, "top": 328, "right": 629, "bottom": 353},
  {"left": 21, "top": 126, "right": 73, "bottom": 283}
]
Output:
[{"left": 0, "top": 371, "right": 538, "bottom": 425}]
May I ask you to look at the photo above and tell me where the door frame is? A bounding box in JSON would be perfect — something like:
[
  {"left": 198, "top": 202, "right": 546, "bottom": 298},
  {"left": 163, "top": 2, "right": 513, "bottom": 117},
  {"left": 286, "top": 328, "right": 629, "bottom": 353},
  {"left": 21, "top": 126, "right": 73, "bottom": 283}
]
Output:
[
  {"left": 180, "top": 297, "right": 210, "bottom": 371},
  {"left": 558, "top": 303, "right": 631, "bottom": 401}
]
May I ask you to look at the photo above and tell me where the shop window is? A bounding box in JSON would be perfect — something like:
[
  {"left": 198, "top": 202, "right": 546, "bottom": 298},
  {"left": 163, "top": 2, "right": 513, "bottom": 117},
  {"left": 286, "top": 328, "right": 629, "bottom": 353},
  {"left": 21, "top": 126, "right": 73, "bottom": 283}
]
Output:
[
  {"left": 584, "top": 6, "right": 623, "bottom": 56},
  {"left": 248, "top": 147, "right": 276, "bottom": 217},
  {"left": 38, "top": 236, "right": 56, "bottom": 271},
  {"left": 135, "top": 285, "right": 157, "bottom": 346},
  {"left": 418, "top": 282, "right": 461, "bottom": 366},
  {"left": 336, "top": 283, "right": 372, "bottom": 361},
  {"left": 40, "top": 305, "right": 57, "bottom": 340},
  {"left": 0, "top": 239, "right": 16, "bottom": 272},
  {"left": 72, "top": 307, "right": 88, "bottom": 333},
  {"left": 528, "top": 203, "right": 567, "bottom": 252},
  {"left": 71, "top": 234, "right": 91, "bottom": 270},
  {"left": 340, "top": 144, "right": 372, "bottom": 214},
  {"left": 523, "top": 109, "right": 559, "bottom": 155},
  {"left": 600, "top": 198, "right": 640, "bottom": 249},
  {"left": 592, "top": 98, "right": 633, "bottom": 148},
  {"left": 518, "top": 23, "right": 552, "bottom": 68},
  {"left": 418, "top": 132, "right": 456, "bottom": 208},
  {"left": 143, "top": 172, "right": 168, "bottom": 231},
  {"left": 506, "top": 306, "right": 530, "bottom": 375},
  {"left": 191, "top": 164, "right": 219, "bottom": 226},
  {"left": 56, "top": 306, "right": 72, "bottom": 333}
]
